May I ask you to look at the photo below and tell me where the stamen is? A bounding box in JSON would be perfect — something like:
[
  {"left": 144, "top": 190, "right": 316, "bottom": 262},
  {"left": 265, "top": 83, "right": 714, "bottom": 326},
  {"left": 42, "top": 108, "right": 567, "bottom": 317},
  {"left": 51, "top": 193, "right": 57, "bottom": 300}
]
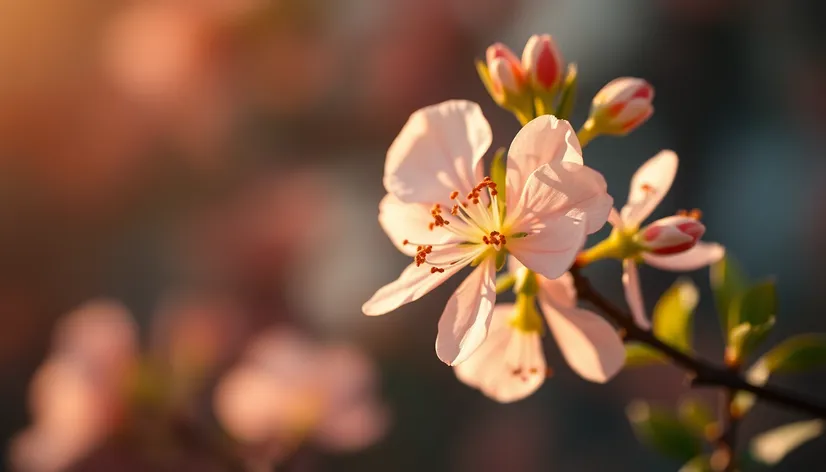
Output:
[
  {"left": 677, "top": 208, "right": 703, "bottom": 220},
  {"left": 640, "top": 183, "right": 655, "bottom": 194}
]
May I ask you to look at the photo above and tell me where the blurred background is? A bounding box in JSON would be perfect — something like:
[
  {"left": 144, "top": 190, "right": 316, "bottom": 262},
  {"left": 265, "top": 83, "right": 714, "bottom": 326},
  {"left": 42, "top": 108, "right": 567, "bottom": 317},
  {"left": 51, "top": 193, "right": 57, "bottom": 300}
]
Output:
[{"left": 1, "top": 0, "right": 825, "bottom": 470}]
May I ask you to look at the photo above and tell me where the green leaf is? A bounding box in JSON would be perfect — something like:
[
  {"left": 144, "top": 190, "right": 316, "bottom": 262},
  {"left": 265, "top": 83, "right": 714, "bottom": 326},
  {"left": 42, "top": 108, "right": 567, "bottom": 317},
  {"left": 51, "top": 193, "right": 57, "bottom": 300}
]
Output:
[
  {"left": 653, "top": 279, "right": 699, "bottom": 353},
  {"left": 732, "top": 334, "right": 826, "bottom": 417},
  {"left": 624, "top": 342, "right": 667, "bottom": 367},
  {"left": 555, "top": 64, "right": 578, "bottom": 121},
  {"left": 678, "top": 455, "right": 713, "bottom": 472},
  {"left": 710, "top": 255, "right": 748, "bottom": 335},
  {"left": 750, "top": 419, "right": 824, "bottom": 466},
  {"left": 489, "top": 147, "right": 507, "bottom": 217},
  {"left": 727, "top": 317, "right": 775, "bottom": 364},
  {"left": 763, "top": 333, "right": 826, "bottom": 373},
  {"left": 736, "top": 280, "right": 777, "bottom": 327},
  {"left": 626, "top": 401, "right": 702, "bottom": 462},
  {"left": 678, "top": 397, "right": 716, "bottom": 438}
]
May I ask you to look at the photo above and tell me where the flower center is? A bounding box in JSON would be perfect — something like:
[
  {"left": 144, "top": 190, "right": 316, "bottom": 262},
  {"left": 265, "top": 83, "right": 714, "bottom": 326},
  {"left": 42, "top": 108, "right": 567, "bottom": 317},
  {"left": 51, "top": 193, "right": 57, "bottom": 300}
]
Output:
[{"left": 402, "top": 176, "right": 509, "bottom": 273}]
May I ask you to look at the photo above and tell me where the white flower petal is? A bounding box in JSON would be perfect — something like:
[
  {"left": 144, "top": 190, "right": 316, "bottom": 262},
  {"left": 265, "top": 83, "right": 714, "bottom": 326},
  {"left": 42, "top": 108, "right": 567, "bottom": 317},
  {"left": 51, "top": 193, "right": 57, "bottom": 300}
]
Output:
[
  {"left": 507, "top": 214, "right": 586, "bottom": 281},
  {"left": 436, "top": 258, "right": 497, "bottom": 366},
  {"left": 537, "top": 272, "right": 577, "bottom": 309},
  {"left": 621, "top": 150, "right": 678, "bottom": 228},
  {"left": 642, "top": 242, "right": 725, "bottom": 272},
  {"left": 508, "top": 162, "right": 613, "bottom": 235},
  {"left": 362, "top": 245, "right": 478, "bottom": 316},
  {"left": 506, "top": 115, "right": 582, "bottom": 204},
  {"left": 454, "top": 304, "right": 546, "bottom": 403},
  {"left": 383, "top": 100, "right": 491, "bottom": 205},
  {"left": 540, "top": 294, "right": 625, "bottom": 383},
  {"left": 622, "top": 259, "right": 650, "bottom": 329},
  {"left": 378, "top": 194, "right": 456, "bottom": 256},
  {"left": 608, "top": 207, "right": 624, "bottom": 229}
]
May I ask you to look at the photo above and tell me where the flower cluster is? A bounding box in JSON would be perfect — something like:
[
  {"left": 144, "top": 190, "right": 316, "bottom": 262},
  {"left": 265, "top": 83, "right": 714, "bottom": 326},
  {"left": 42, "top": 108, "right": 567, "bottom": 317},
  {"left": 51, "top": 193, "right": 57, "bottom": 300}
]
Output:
[{"left": 364, "top": 34, "right": 724, "bottom": 402}]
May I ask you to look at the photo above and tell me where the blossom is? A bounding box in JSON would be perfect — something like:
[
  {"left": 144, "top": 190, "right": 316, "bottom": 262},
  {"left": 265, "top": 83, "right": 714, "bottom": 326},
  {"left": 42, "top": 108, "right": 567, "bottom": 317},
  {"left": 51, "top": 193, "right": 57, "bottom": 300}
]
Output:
[
  {"left": 485, "top": 43, "right": 527, "bottom": 101},
  {"left": 213, "top": 329, "right": 388, "bottom": 462},
  {"left": 363, "top": 101, "right": 613, "bottom": 365},
  {"left": 637, "top": 213, "right": 706, "bottom": 255},
  {"left": 10, "top": 300, "right": 138, "bottom": 472},
  {"left": 603, "top": 150, "right": 725, "bottom": 328},
  {"left": 522, "top": 34, "right": 564, "bottom": 91},
  {"left": 454, "top": 258, "right": 625, "bottom": 402},
  {"left": 588, "top": 77, "right": 654, "bottom": 136}
]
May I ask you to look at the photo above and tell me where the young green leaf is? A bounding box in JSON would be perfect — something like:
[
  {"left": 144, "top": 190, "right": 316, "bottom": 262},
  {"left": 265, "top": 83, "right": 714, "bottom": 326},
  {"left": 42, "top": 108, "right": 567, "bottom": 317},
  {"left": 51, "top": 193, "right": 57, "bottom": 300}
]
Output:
[
  {"left": 678, "top": 397, "right": 716, "bottom": 438},
  {"left": 750, "top": 419, "right": 824, "bottom": 466},
  {"left": 736, "top": 280, "right": 776, "bottom": 327},
  {"left": 624, "top": 342, "right": 667, "bottom": 367},
  {"left": 763, "top": 333, "right": 826, "bottom": 373},
  {"left": 710, "top": 255, "right": 748, "bottom": 335},
  {"left": 726, "top": 317, "right": 775, "bottom": 365},
  {"left": 626, "top": 401, "right": 702, "bottom": 462},
  {"left": 653, "top": 279, "right": 699, "bottom": 353}
]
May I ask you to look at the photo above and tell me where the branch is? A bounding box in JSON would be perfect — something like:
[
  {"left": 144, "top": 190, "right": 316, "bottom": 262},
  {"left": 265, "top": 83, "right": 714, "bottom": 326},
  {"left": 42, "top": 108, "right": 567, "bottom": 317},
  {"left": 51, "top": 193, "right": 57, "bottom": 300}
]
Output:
[{"left": 569, "top": 267, "right": 826, "bottom": 419}]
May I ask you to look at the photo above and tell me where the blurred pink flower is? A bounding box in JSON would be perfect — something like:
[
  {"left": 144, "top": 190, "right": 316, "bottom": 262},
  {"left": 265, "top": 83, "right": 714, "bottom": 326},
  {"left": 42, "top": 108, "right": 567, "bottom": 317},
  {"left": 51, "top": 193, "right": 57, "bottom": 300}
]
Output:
[
  {"left": 609, "top": 151, "right": 724, "bottom": 328},
  {"left": 214, "top": 329, "right": 388, "bottom": 462},
  {"left": 10, "top": 300, "right": 138, "bottom": 472},
  {"left": 363, "top": 103, "right": 612, "bottom": 366}
]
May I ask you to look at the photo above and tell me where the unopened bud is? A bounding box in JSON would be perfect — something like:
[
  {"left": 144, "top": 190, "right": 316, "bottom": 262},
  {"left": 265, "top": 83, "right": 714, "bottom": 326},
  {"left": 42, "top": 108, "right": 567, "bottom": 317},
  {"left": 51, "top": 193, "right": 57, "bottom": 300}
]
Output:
[
  {"left": 522, "top": 34, "right": 563, "bottom": 91},
  {"left": 636, "top": 215, "right": 705, "bottom": 255},
  {"left": 589, "top": 77, "right": 654, "bottom": 136},
  {"left": 485, "top": 43, "right": 526, "bottom": 101}
]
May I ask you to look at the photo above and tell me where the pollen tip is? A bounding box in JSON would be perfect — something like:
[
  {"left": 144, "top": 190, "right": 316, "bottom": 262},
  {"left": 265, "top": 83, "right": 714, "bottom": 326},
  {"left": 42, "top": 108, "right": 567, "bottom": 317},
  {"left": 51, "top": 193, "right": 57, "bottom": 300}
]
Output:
[{"left": 449, "top": 191, "right": 459, "bottom": 200}]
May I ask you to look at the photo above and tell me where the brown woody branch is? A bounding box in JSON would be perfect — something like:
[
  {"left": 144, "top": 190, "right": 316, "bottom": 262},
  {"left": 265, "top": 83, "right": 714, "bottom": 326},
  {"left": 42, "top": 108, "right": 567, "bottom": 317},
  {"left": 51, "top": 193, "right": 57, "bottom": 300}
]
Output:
[{"left": 569, "top": 266, "right": 826, "bottom": 419}]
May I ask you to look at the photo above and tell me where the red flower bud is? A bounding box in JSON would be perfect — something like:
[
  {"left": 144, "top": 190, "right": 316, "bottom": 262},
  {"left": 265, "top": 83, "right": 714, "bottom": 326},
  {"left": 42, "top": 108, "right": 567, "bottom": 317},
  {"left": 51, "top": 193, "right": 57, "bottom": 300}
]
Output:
[
  {"left": 521, "top": 34, "right": 563, "bottom": 91},
  {"left": 590, "top": 78, "right": 654, "bottom": 135},
  {"left": 485, "top": 43, "right": 526, "bottom": 99},
  {"left": 637, "top": 215, "right": 705, "bottom": 255}
]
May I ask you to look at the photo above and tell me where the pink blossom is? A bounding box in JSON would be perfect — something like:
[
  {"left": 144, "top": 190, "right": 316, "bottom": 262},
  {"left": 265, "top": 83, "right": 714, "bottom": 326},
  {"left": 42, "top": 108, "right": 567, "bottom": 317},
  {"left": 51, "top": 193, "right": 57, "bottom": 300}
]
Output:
[{"left": 363, "top": 101, "right": 612, "bottom": 365}]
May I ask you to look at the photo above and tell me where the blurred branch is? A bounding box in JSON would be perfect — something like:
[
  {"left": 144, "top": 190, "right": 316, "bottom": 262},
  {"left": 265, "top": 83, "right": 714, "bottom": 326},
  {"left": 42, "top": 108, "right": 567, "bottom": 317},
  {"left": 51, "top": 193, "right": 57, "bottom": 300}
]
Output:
[{"left": 569, "top": 266, "right": 826, "bottom": 420}]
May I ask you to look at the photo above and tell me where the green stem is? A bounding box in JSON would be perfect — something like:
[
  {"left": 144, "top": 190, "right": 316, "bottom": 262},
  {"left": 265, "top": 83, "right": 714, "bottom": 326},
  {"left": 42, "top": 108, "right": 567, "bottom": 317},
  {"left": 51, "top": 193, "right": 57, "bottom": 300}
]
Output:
[{"left": 577, "top": 118, "right": 599, "bottom": 147}]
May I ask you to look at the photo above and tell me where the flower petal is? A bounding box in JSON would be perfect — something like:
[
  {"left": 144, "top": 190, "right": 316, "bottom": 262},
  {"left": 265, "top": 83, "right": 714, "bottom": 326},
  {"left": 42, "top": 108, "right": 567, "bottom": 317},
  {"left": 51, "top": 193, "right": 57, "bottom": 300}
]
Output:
[
  {"left": 362, "top": 245, "right": 478, "bottom": 316},
  {"left": 622, "top": 259, "right": 650, "bottom": 329},
  {"left": 378, "top": 194, "right": 455, "bottom": 256},
  {"left": 621, "top": 150, "right": 678, "bottom": 228},
  {"left": 642, "top": 242, "right": 725, "bottom": 272},
  {"left": 540, "top": 296, "right": 625, "bottom": 383},
  {"left": 537, "top": 272, "right": 577, "bottom": 309},
  {"left": 506, "top": 115, "right": 582, "bottom": 204},
  {"left": 436, "top": 258, "right": 497, "bottom": 365},
  {"left": 383, "top": 100, "right": 491, "bottom": 205},
  {"left": 508, "top": 162, "right": 613, "bottom": 235},
  {"left": 608, "top": 207, "right": 624, "bottom": 229},
  {"left": 454, "top": 304, "right": 546, "bottom": 403},
  {"left": 508, "top": 214, "right": 586, "bottom": 280}
]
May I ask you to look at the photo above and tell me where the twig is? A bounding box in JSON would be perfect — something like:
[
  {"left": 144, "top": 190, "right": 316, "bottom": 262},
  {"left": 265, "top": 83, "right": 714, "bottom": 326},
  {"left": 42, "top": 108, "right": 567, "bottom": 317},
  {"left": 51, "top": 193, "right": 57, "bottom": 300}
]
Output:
[{"left": 569, "top": 266, "right": 826, "bottom": 419}]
